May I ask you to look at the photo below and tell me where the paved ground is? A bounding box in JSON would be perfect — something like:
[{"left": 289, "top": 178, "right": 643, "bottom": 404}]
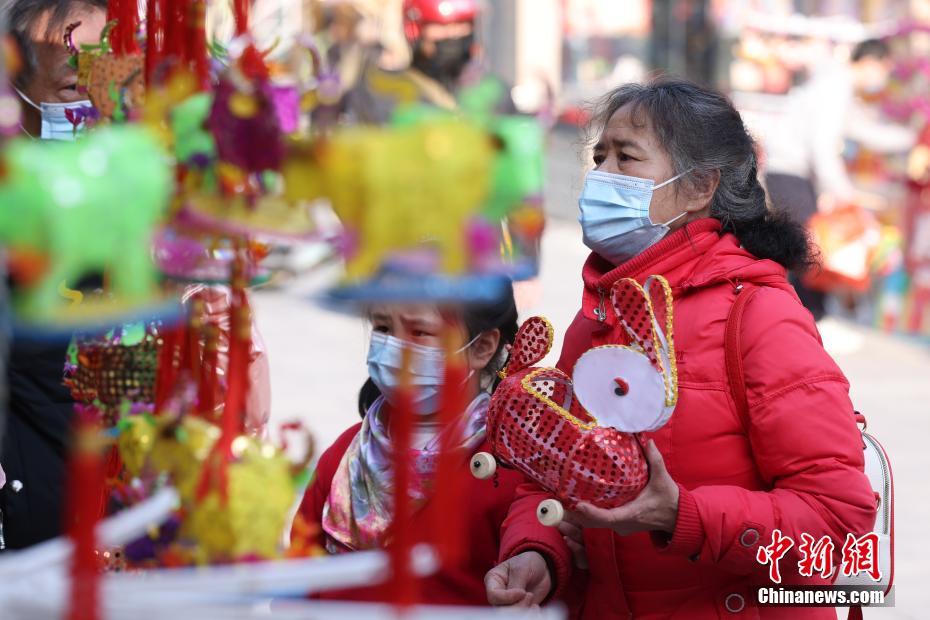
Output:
[{"left": 253, "top": 126, "right": 930, "bottom": 617}]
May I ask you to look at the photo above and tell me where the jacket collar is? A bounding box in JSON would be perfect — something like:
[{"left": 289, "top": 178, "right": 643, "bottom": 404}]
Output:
[
  {"left": 581, "top": 219, "right": 724, "bottom": 322},
  {"left": 580, "top": 217, "right": 791, "bottom": 327}
]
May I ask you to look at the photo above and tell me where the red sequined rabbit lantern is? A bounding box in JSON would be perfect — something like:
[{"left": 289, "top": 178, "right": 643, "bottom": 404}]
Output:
[{"left": 470, "top": 275, "right": 678, "bottom": 526}]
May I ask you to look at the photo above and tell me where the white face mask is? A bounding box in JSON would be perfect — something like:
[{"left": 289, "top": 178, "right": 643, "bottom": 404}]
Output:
[
  {"left": 366, "top": 331, "right": 480, "bottom": 415},
  {"left": 578, "top": 168, "right": 691, "bottom": 266},
  {"left": 14, "top": 87, "right": 95, "bottom": 140}
]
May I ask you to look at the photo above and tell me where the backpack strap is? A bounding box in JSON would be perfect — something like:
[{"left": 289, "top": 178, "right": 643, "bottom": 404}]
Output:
[
  {"left": 725, "top": 283, "right": 760, "bottom": 431},
  {"left": 725, "top": 285, "right": 887, "bottom": 620}
]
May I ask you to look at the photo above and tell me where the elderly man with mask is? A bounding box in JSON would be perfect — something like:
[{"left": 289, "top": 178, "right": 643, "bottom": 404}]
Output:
[
  {"left": 1, "top": 0, "right": 105, "bottom": 551},
  {"left": 10, "top": 0, "right": 105, "bottom": 140},
  {"left": 1, "top": 0, "right": 274, "bottom": 551}
]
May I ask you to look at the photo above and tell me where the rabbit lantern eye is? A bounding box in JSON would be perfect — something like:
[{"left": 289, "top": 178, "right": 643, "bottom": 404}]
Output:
[{"left": 613, "top": 378, "right": 629, "bottom": 397}]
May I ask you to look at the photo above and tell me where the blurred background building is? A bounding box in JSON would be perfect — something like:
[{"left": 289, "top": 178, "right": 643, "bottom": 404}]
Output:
[{"left": 209, "top": 0, "right": 929, "bottom": 343}]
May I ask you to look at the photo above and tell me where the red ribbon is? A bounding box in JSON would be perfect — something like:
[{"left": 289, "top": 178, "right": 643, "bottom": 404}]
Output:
[
  {"left": 154, "top": 322, "right": 184, "bottom": 412},
  {"left": 197, "top": 322, "right": 220, "bottom": 419},
  {"left": 163, "top": 0, "right": 188, "bottom": 64},
  {"left": 233, "top": 0, "right": 250, "bottom": 36}
]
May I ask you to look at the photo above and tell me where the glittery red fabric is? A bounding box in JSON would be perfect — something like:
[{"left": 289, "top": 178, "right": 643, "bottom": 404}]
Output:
[{"left": 486, "top": 317, "right": 648, "bottom": 509}]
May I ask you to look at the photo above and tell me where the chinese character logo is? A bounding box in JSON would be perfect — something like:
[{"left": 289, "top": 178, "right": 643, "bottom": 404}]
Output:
[
  {"left": 797, "top": 533, "right": 836, "bottom": 579},
  {"left": 756, "top": 529, "right": 794, "bottom": 584},
  {"left": 840, "top": 532, "right": 881, "bottom": 581}
]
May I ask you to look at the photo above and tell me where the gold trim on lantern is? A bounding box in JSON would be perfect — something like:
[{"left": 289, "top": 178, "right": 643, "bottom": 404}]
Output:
[{"left": 520, "top": 367, "right": 598, "bottom": 431}]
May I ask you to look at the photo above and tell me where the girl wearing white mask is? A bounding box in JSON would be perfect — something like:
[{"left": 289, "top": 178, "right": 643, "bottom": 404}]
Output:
[{"left": 292, "top": 284, "right": 567, "bottom": 605}]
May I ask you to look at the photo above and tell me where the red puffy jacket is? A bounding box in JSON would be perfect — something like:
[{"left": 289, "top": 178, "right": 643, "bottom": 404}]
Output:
[
  {"left": 499, "top": 219, "right": 876, "bottom": 619},
  {"left": 295, "top": 422, "right": 570, "bottom": 605}
]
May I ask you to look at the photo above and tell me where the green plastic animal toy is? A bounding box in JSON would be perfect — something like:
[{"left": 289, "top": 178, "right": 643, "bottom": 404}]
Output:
[
  {"left": 458, "top": 78, "right": 546, "bottom": 220},
  {"left": 0, "top": 125, "right": 172, "bottom": 324}
]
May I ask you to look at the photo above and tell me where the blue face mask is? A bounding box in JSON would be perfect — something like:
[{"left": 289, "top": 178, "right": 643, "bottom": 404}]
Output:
[
  {"left": 366, "top": 331, "right": 479, "bottom": 415},
  {"left": 14, "top": 87, "right": 94, "bottom": 140},
  {"left": 578, "top": 168, "right": 691, "bottom": 266}
]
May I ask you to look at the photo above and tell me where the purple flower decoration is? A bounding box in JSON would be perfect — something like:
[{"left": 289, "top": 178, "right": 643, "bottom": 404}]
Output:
[
  {"left": 270, "top": 84, "right": 300, "bottom": 134},
  {"left": 124, "top": 515, "right": 182, "bottom": 562},
  {"left": 188, "top": 152, "right": 212, "bottom": 170},
  {"left": 64, "top": 105, "right": 100, "bottom": 129},
  {"left": 466, "top": 217, "right": 498, "bottom": 259}
]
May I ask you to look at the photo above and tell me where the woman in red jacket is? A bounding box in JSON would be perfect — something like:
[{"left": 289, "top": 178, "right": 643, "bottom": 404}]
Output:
[
  {"left": 293, "top": 284, "right": 566, "bottom": 605},
  {"left": 485, "top": 77, "right": 877, "bottom": 618}
]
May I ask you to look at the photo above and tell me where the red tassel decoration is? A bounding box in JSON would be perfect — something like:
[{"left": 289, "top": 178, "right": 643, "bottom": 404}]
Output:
[
  {"left": 196, "top": 248, "right": 252, "bottom": 503},
  {"left": 105, "top": 1, "right": 120, "bottom": 53},
  {"left": 430, "top": 326, "right": 470, "bottom": 567},
  {"left": 233, "top": 0, "right": 250, "bottom": 36},
  {"left": 144, "top": 0, "right": 165, "bottom": 84},
  {"left": 65, "top": 420, "right": 106, "bottom": 620},
  {"left": 185, "top": 0, "right": 209, "bottom": 89},
  {"left": 197, "top": 322, "right": 220, "bottom": 420},
  {"left": 239, "top": 45, "right": 270, "bottom": 81},
  {"left": 107, "top": 0, "right": 140, "bottom": 56},
  {"left": 230, "top": 0, "right": 269, "bottom": 82},
  {"left": 388, "top": 345, "right": 417, "bottom": 607},
  {"left": 154, "top": 322, "right": 184, "bottom": 412},
  {"left": 222, "top": 252, "right": 252, "bottom": 439},
  {"left": 162, "top": 0, "right": 188, "bottom": 65}
]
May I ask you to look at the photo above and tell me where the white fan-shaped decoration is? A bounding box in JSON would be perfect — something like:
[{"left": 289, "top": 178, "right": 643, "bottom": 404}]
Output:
[
  {"left": 572, "top": 345, "right": 672, "bottom": 432},
  {"left": 571, "top": 275, "right": 678, "bottom": 433}
]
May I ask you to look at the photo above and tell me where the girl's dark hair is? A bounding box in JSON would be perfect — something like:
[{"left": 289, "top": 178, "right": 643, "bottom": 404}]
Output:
[
  {"left": 851, "top": 38, "right": 890, "bottom": 63},
  {"left": 357, "top": 281, "right": 520, "bottom": 417},
  {"left": 589, "top": 76, "right": 813, "bottom": 271}
]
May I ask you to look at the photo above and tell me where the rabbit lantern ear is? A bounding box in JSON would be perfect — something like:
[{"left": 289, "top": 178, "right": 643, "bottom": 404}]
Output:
[
  {"left": 609, "top": 276, "right": 678, "bottom": 406},
  {"left": 571, "top": 275, "right": 678, "bottom": 433},
  {"left": 500, "top": 316, "right": 553, "bottom": 377},
  {"left": 610, "top": 278, "right": 660, "bottom": 370}
]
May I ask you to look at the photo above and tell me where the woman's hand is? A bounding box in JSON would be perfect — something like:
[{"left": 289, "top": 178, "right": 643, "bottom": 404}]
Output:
[
  {"left": 564, "top": 440, "right": 680, "bottom": 536},
  {"left": 485, "top": 551, "right": 552, "bottom": 607},
  {"left": 556, "top": 520, "right": 589, "bottom": 569}
]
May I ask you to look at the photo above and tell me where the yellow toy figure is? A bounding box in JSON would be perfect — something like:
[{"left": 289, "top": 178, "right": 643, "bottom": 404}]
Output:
[
  {"left": 118, "top": 414, "right": 297, "bottom": 562},
  {"left": 283, "top": 118, "right": 494, "bottom": 281}
]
